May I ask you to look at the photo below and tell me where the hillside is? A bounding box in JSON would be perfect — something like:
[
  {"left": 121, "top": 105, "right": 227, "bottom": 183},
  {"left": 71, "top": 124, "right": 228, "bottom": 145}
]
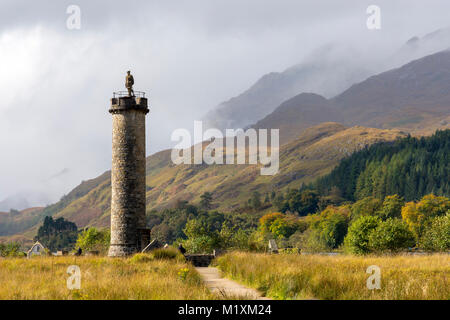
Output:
[
  {"left": 202, "top": 46, "right": 372, "bottom": 131},
  {"left": 254, "top": 50, "right": 450, "bottom": 143},
  {"left": 0, "top": 207, "right": 44, "bottom": 236},
  {"left": 0, "top": 123, "right": 406, "bottom": 242},
  {"left": 335, "top": 50, "right": 450, "bottom": 130},
  {"left": 0, "top": 207, "right": 44, "bottom": 246},
  {"left": 203, "top": 29, "right": 450, "bottom": 132},
  {"left": 314, "top": 129, "right": 450, "bottom": 202},
  {"left": 252, "top": 93, "right": 336, "bottom": 144},
  {"left": 391, "top": 27, "right": 450, "bottom": 69}
]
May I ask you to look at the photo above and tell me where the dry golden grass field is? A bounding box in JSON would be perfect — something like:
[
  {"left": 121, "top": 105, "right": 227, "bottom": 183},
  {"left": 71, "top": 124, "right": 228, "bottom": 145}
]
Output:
[
  {"left": 215, "top": 252, "right": 450, "bottom": 300},
  {"left": 0, "top": 253, "right": 214, "bottom": 300},
  {"left": 0, "top": 251, "right": 448, "bottom": 300}
]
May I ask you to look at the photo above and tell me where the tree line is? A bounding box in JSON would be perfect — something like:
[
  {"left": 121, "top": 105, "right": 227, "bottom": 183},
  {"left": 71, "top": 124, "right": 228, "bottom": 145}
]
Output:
[{"left": 314, "top": 129, "right": 449, "bottom": 202}]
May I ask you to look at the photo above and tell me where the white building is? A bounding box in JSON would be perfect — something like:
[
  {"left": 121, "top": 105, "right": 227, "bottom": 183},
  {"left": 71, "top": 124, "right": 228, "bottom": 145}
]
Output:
[{"left": 27, "top": 241, "right": 46, "bottom": 259}]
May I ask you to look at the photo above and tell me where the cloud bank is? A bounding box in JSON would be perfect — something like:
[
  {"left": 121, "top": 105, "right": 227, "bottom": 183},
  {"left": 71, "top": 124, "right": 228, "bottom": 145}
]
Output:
[{"left": 0, "top": 0, "right": 449, "bottom": 206}]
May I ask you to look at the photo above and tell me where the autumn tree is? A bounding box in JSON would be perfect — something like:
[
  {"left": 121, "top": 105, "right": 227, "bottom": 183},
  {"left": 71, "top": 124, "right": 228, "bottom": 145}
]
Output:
[
  {"left": 350, "top": 196, "right": 383, "bottom": 220},
  {"left": 378, "top": 194, "right": 404, "bottom": 220},
  {"left": 402, "top": 194, "right": 450, "bottom": 241}
]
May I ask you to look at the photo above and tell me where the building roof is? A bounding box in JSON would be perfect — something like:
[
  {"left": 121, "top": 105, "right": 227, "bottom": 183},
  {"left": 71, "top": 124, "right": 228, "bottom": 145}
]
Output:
[{"left": 27, "top": 241, "right": 46, "bottom": 254}]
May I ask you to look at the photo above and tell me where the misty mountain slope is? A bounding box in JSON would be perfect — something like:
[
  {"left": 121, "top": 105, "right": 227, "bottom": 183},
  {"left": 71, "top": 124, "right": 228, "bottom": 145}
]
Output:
[
  {"left": 0, "top": 207, "right": 44, "bottom": 239},
  {"left": 253, "top": 50, "right": 450, "bottom": 143},
  {"left": 252, "top": 93, "right": 335, "bottom": 145},
  {"left": 3, "top": 123, "right": 406, "bottom": 243},
  {"left": 336, "top": 50, "right": 450, "bottom": 121},
  {"left": 389, "top": 27, "right": 450, "bottom": 69},
  {"left": 203, "top": 28, "right": 450, "bottom": 133},
  {"left": 0, "top": 195, "right": 30, "bottom": 212},
  {"left": 202, "top": 46, "right": 372, "bottom": 131}
]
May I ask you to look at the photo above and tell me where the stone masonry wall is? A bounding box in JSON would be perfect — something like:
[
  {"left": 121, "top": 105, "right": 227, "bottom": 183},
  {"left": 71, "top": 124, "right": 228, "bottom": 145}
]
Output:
[{"left": 108, "top": 97, "right": 148, "bottom": 257}]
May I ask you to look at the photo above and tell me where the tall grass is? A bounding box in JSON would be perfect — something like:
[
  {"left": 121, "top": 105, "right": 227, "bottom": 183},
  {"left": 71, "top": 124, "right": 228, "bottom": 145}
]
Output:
[
  {"left": 0, "top": 255, "right": 214, "bottom": 300},
  {"left": 215, "top": 252, "right": 450, "bottom": 300}
]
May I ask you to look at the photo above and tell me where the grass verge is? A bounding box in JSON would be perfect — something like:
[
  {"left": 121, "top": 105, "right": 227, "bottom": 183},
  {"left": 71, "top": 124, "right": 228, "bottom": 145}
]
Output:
[{"left": 215, "top": 252, "right": 450, "bottom": 300}]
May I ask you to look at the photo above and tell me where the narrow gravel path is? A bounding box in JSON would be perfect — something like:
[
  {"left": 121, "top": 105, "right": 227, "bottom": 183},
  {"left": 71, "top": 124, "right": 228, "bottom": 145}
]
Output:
[{"left": 196, "top": 267, "right": 271, "bottom": 300}]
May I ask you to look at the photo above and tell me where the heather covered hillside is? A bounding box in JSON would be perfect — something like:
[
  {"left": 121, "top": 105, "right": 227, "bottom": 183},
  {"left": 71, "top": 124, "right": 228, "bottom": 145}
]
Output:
[{"left": 0, "top": 123, "right": 406, "bottom": 242}]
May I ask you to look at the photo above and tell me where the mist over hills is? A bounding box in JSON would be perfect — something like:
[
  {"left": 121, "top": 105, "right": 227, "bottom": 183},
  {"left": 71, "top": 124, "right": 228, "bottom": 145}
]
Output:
[
  {"left": 202, "top": 45, "right": 373, "bottom": 131},
  {"left": 0, "top": 167, "right": 80, "bottom": 212},
  {"left": 203, "top": 28, "right": 450, "bottom": 132},
  {"left": 2, "top": 28, "right": 450, "bottom": 212},
  {"left": 254, "top": 50, "right": 450, "bottom": 144},
  {"left": 0, "top": 192, "right": 50, "bottom": 212},
  {"left": 390, "top": 27, "right": 450, "bottom": 69},
  {"left": 1, "top": 33, "right": 450, "bottom": 243}
]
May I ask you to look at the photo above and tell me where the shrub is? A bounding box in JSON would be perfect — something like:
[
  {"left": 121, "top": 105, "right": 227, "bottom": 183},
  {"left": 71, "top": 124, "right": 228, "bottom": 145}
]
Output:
[
  {"left": 182, "top": 235, "right": 217, "bottom": 254},
  {"left": 0, "top": 242, "right": 23, "bottom": 257},
  {"left": 75, "top": 228, "right": 110, "bottom": 254},
  {"left": 368, "top": 218, "right": 415, "bottom": 252},
  {"left": 286, "top": 230, "right": 304, "bottom": 249},
  {"left": 259, "top": 212, "right": 305, "bottom": 240},
  {"left": 344, "top": 216, "right": 381, "bottom": 255},
  {"left": 130, "top": 253, "right": 153, "bottom": 263},
  {"left": 181, "top": 219, "right": 221, "bottom": 253},
  {"left": 302, "top": 205, "right": 350, "bottom": 251},
  {"left": 151, "top": 247, "right": 181, "bottom": 260},
  {"left": 219, "top": 227, "right": 254, "bottom": 251},
  {"left": 421, "top": 213, "right": 450, "bottom": 251},
  {"left": 278, "top": 247, "right": 300, "bottom": 254},
  {"left": 245, "top": 230, "right": 267, "bottom": 252},
  {"left": 298, "top": 228, "right": 330, "bottom": 253}
]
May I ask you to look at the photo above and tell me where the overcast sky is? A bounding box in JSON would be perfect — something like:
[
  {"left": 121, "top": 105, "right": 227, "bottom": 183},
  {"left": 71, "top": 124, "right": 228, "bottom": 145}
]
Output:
[{"left": 0, "top": 0, "right": 449, "bottom": 206}]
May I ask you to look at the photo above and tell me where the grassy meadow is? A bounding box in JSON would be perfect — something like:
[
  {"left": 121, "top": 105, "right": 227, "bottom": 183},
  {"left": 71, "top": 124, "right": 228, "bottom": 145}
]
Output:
[
  {"left": 0, "top": 252, "right": 214, "bottom": 300},
  {"left": 1, "top": 249, "right": 448, "bottom": 300},
  {"left": 215, "top": 252, "right": 450, "bottom": 300}
]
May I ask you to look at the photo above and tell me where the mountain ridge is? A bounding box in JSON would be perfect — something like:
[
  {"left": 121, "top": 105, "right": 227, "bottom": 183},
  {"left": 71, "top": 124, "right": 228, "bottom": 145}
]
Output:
[
  {"left": 203, "top": 28, "right": 450, "bottom": 132},
  {"left": 253, "top": 50, "right": 450, "bottom": 144}
]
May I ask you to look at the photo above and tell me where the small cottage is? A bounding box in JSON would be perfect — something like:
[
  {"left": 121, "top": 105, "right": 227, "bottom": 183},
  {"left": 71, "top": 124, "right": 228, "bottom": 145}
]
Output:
[{"left": 27, "top": 241, "right": 46, "bottom": 259}]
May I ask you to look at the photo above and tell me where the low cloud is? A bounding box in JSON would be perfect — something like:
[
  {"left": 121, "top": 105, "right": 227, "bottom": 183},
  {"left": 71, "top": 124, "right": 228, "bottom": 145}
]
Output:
[{"left": 0, "top": 0, "right": 449, "bottom": 204}]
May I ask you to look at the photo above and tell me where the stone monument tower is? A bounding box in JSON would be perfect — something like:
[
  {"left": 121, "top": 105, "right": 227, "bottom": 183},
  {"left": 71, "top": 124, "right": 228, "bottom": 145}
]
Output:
[{"left": 108, "top": 72, "right": 150, "bottom": 257}]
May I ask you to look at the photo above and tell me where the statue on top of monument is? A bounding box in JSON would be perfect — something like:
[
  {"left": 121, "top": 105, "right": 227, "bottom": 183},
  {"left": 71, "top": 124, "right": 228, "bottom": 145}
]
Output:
[{"left": 125, "top": 70, "right": 135, "bottom": 97}]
